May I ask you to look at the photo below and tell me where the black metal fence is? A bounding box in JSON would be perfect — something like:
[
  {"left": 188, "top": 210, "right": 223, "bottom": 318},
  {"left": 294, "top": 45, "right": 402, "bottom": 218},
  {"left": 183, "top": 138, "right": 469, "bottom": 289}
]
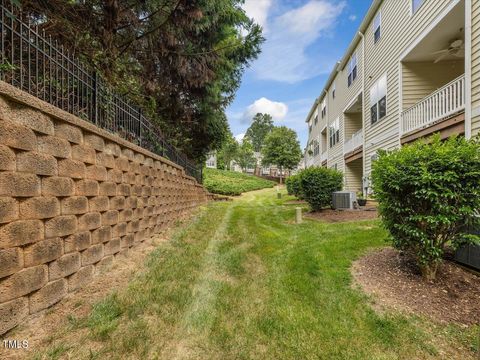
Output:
[{"left": 0, "top": 2, "right": 202, "bottom": 183}]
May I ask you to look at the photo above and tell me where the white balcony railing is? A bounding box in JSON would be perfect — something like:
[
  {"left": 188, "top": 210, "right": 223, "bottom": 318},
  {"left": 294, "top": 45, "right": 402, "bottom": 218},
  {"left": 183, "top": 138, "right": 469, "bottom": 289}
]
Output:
[
  {"left": 401, "top": 74, "right": 465, "bottom": 134},
  {"left": 344, "top": 129, "right": 363, "bottom": 155}
]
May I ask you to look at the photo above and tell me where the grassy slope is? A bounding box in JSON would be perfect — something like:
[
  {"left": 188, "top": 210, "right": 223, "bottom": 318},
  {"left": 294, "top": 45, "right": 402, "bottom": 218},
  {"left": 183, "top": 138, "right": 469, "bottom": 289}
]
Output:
[
  {"left": 203, "top": 168, "right": 275, "bottom": 195},
  {"left": 32, "top": 188, "right": 478, "bottom": 360}
]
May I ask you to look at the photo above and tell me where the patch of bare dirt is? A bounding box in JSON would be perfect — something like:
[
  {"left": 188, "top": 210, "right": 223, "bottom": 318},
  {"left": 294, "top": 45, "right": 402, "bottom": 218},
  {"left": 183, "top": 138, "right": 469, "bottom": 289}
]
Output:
[
  {"left": 352, "top": 247, "right": 480, "bottom": 326},
  {"left": 0, "top": 215, "right": 195, "bottom": 360},
  {"left": 305, "top": 208, "right": 378, "bottom": 223}
]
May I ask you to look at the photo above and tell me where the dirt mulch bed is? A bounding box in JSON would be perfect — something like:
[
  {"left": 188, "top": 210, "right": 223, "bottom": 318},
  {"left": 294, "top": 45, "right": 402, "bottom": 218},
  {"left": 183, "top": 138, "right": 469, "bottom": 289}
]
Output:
[
  {"left": 352, "top": 248, "right": 480, "bottom": 326},
  {"left": 305, "top": 208, "right": 378, "bottom": 223}
]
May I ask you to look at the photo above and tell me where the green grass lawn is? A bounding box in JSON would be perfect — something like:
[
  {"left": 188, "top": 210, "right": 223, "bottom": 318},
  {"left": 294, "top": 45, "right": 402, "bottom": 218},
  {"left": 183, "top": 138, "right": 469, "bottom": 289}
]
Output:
[
  {"left": 31, "top": 188, "right": 478, "bottom": 360},
  {"left": 203, "top": 168, "right": 276, "bottom": 195}
]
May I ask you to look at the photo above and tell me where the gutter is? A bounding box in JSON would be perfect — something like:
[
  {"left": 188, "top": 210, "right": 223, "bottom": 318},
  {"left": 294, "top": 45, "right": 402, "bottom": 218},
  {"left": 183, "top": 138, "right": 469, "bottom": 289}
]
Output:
[{"left": 315, "top": 0, "right": 383, "bottom": 107}]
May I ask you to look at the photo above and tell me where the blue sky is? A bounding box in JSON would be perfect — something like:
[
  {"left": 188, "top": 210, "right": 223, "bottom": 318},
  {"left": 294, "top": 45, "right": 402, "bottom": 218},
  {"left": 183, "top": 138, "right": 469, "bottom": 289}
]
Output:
[{"left": 228, "top": 0, "right": 372, "bottom": 148}]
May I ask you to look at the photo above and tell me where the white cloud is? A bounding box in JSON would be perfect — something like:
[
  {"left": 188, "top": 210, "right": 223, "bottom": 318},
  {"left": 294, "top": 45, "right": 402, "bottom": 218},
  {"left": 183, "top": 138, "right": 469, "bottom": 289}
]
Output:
[
  {"left": 235, "top": 133, "right": 245, "bottom": 143},
  {"left": 251, "top": 0, "right": 346, "bottom": 83},
  {"left": 349, "top": 14, "right": 357, "bottom": 21},
  {"left": 243, "top": 0, "right": 273, "bottom": 31},
  {"left": 243, "top": 97, "right": 288, "bottom": 123}
]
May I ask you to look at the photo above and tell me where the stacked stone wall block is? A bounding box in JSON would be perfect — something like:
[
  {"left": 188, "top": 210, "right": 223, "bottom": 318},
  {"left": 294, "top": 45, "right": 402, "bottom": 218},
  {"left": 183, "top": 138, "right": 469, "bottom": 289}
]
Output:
[{"left": 0, "top": 90, "right": 208, "bottom": 335}]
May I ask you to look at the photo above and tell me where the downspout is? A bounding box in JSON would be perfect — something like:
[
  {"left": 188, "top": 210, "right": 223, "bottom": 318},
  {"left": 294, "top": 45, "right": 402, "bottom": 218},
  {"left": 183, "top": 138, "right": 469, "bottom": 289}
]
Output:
[
  {"left": 321, "top": 89, "right": 327, "bottom": 167},
  {"left": 465, "top": 0, "right": 472, "bottom": 139},
  {"left": 358, "top": 31, "right": 366, "bottom": 196}
]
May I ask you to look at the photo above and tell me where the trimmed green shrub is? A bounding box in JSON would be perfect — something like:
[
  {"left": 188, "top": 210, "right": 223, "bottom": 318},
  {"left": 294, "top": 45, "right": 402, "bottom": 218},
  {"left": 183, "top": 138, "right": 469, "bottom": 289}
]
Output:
[
  {"left": 203, "top": 168, "right": 276, "bottom": 196},
  {"left": 300, "top": 167, "right": 343, "bottom": 211},
  {"left": 371, "top": 135, "right": 480, "bottom": 280},
  {"left": 286, "top": 174, "right": 303, "bottom": 198}
]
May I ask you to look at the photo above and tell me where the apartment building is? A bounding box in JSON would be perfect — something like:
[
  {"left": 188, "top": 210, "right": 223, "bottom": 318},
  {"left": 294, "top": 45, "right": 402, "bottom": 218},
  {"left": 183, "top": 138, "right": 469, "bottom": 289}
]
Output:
[{"left": 305, "top": 0, "right": 480, "bottom": 194}]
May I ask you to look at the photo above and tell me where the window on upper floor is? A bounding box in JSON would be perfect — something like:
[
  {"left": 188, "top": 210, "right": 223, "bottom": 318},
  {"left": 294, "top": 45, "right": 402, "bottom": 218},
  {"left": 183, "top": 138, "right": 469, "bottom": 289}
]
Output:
[
  {"left": 309, "top": 124, "right": 312, "bottom": 133},
  {"left": 314, "top": 114, "right": 318, "bottom": 125},
  {"left": 373, "top": 11, "right": 381, "bottom": 43},
  {"left": 332, "top": 83, "right": 336, "bottom": 99},
  {"left": 329, "top": 118, "right": 340, "bottom": 148},
  {"left": 347, "top": 52, "right": 357, "bottom": 87},
  {"left": 313, "top": 140, "right": 320, "bottom": 156},
  {"left": 370, "top": 74, "right": 387, "bottom": 125},
  {"left": 412, "top": 0, "right": 424, "bottom": 14},
  {"left": 321, "top": 98, "right": 327, "bottom": 118}
]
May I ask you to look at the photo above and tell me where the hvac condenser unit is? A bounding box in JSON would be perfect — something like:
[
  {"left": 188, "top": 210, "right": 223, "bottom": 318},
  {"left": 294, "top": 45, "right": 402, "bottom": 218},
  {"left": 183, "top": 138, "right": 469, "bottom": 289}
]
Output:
[
  {"left": 455, "top": 224, "right": 480, "bottom": 270},
  {"left": 332, "top": 191, "right": 357, "bottom": 210}
]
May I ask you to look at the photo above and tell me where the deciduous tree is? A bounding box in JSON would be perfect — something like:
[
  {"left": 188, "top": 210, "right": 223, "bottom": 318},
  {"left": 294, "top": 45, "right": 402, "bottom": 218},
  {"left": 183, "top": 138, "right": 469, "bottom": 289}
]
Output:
[
  {"left": 235, "top": 139, "right": 256, "bottom": 172},
  {"left": 245, "top": 113, "right": 274, "bottom": 152},
  {"left": 262, "top": 127, "right": 302, "bottom": 183}
]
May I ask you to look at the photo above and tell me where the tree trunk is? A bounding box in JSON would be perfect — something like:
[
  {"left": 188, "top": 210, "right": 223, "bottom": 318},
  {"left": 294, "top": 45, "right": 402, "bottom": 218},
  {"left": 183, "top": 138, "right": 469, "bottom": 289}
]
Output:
[{"left": 419, "top": 262, "right": 439, "bottom": 281}]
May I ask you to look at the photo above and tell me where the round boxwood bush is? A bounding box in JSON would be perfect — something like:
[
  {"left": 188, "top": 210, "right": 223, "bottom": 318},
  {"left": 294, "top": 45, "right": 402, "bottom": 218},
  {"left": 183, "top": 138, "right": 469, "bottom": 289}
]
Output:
[
  {"left": 286, "top": 174, "right": 303, "bottom": 198},
  {"left": 371, "top": 135, "right": 480, "bottom": 280},
  {"left": 300, "top": 167, "right": 343, "bottom": 211}
]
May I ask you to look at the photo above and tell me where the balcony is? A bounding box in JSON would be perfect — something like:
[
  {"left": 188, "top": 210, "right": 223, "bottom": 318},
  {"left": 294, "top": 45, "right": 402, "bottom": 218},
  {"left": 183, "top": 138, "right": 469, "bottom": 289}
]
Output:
[
  {"left": 401, "top": 75, "right": 465, "bottom": 135},
  {"left": 344, "top": 129, "right": 363, "bottom": 155},
  {"left": 320, "top": 151, "right": 327, "bottom": 164}
]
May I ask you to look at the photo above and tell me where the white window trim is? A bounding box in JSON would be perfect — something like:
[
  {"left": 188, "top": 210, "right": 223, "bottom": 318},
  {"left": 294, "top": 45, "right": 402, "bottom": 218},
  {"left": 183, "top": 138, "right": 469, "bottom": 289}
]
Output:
[
  {"left": 369, "top": 73, "right": 388, "bottom": 125},
  {"left": 347, "top": 52, "right": 358, "bottom": 87},
  {"left": 373, "top": 11, "right": 381, "bottom": 43}
]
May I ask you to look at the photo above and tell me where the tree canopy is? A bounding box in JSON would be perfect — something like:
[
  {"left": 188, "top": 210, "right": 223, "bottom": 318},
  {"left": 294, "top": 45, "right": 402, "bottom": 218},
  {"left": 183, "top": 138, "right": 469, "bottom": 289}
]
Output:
[
  {"left": 217, "top": 132, "right": 239, "bottom": 170},
  {"left": 234, "top": 139, "right": 256, "bottom": 172},
  {"left": 262, "top": 126, "right": 302, "bottom": 180},
  {"left": 245, "top": 113, "right": 274, "bottom": 152},
  {"left": 21, "top": 0, "right": 264, "bottom": 161}
]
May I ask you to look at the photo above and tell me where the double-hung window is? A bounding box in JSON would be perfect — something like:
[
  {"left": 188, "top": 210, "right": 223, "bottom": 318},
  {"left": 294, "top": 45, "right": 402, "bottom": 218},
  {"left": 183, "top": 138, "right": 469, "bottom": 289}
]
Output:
[
  {"left": 314, "top": 114, "right": 318, "bottom": 125},
  {"left": 412, "top": 0, "right": 424, "bottom": 14},
  {"left": 370, "top": 74, "right": 387, "bottom": 125},
  {"left": 321, "top": 98, "right": 327, "bottom": 118},
  {"left": 314, "top": 139, "right": 320, "bottom": 156},
  {"left": 373, "top": 11, "right": 381, "bottom": 43},
  {"left": 332, "top": 83, "right": 336, "bottom": 99},
  {"left": 329, "top": 118, "right": 340, "bottom": 148},
  {"left": 347, "top": 52, "right": 357, "bottom": 87}
]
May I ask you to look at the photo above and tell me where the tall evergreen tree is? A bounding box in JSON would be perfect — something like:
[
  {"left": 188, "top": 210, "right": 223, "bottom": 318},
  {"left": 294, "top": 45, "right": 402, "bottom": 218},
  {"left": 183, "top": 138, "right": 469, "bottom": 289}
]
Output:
[{"left": 21, "top": 0, "right": 264, "bottom": 161}]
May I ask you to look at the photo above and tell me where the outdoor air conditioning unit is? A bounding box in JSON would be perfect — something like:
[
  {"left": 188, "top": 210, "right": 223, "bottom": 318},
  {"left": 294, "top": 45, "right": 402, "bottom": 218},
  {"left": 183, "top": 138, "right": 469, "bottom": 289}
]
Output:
[
  {"left": 332, "top": 191, "right": 357, "bottom": 210},
  {"left": 455, "top": 225, "right": 480, "bottom": 270}
]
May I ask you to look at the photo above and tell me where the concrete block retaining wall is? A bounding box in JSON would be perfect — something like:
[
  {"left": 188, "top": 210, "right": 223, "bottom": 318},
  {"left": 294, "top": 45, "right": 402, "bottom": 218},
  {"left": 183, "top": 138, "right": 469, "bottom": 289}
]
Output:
[{"left": 0, "top": 81, "right": 208, "bottom": 335}]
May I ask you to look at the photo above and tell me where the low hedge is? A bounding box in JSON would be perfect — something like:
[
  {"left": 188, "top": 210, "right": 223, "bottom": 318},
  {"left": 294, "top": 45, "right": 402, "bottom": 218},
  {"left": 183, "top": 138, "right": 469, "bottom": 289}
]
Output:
[
  {"left": 203, "top": 168, "right": 276, "bottom": 196},
  {"left": 286, "top": 174, "right": 303, "bottom": 198},
  {"left": 299, "top": 167, "right": 343, "bottom": 211}
]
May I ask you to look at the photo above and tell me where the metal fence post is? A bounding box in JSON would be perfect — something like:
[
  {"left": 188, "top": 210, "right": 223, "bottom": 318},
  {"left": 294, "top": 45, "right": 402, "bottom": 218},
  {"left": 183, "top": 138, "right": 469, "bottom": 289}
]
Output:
[
  {"left": 138, "top": 109, "right": 142, "bottom": 147},
  {"left": 93, "top": 71, "right": 98, "bottom": 125}
]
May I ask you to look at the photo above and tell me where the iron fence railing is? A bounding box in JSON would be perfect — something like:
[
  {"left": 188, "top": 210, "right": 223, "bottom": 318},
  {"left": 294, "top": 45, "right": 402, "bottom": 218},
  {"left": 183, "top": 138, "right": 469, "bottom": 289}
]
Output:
[{"left": 0, "top": 2, "right": 202, "bottom": 183}]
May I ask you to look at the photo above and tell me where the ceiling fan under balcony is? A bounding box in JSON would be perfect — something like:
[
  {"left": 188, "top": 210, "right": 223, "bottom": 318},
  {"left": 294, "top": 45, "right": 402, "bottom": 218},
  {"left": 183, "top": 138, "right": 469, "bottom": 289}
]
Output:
[{"left": 432, "top": 39, "right": 464, "bottom": 63}]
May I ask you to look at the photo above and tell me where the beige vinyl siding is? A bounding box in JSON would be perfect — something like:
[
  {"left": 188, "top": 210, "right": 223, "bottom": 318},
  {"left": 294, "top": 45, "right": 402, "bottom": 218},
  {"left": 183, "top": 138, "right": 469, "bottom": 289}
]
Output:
[
  {"left": 344, "top": 112, "right": 362, "bottom": 138},
  {"left": 472, "top": 0, "right": 480, "bottom": 135},
  {"left": 325, "top": 40, "right": 364, "bottom": 174},
  {"left": 344, "top": 160, "right": 363, "bottom": 192},
  {"left": 363, "top": 0, "right": 455, "bottom": 175},
  {"left": 402, "top": 60, "right": 464, "bottom": 110},
  {"left": 305, "top": 105, "right": 321, "bottom": 166}
]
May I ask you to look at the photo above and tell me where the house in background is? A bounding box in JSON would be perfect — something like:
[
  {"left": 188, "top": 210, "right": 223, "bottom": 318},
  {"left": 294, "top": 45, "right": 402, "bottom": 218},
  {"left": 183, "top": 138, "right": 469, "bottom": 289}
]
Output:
[
  {"left": 205, "top": 151, "right": 217, "bottom": 169},
  {"left": 305, "top": 0, "right": 480, "bottom": 194}
]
